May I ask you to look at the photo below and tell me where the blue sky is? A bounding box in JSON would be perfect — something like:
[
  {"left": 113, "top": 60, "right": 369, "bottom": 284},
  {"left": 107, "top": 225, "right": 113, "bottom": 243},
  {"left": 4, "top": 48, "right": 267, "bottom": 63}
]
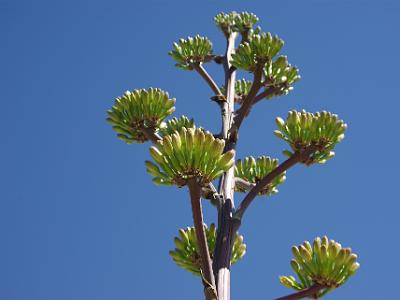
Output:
[{"left": 1, "top": 0, "right": 399, "bottom": 299}]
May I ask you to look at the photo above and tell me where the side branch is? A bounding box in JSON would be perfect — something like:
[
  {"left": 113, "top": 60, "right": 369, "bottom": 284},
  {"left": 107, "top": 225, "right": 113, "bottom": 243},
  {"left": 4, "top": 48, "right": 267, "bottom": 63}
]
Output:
[
  {"left": 235, "top": 148, "right": 314, "bottom": 220},
  {"left": 193, "top": 63, "right": 223, "bottom": 96},
  {"left": 234, "top": 64, "right": 264, "bottom": 129},
  {"left": 253, "top": 85, "right": 283, "bottom": 104},
  {"left": 275, "top": 284, "right": 325, "bottom": 300},
  {"left": 187, "top": 179, "right": 217, "bottom": 299}
]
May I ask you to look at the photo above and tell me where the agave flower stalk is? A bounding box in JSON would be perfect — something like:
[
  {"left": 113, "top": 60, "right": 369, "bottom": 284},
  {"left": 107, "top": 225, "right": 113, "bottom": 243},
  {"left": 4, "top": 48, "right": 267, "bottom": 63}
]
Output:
[{"left": 107, "top": 11, "right": 357, "bottom": 300}]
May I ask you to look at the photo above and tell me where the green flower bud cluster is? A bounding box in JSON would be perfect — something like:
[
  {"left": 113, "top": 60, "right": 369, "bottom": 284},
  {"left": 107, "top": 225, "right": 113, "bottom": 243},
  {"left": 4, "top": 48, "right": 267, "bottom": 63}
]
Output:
[
  {"left": 158, "top": 115, "right": 196, "bottom": 137},
  {"left": 231, "top": 33, "right": 284, "bottom": 72},
  {"left": 263, "top": 56, "right": 300, "bottom": 98},
  {"left": 169, "top": 224, "right": 246, "bottom": 276},
  {"left": 220, "top": 78, "right": 253, "bottom": 104},
  {"left": 169, "top": 35, "right": 213, "bottom": 70},
  {"left": 107, "top": 88, "right": 175, "bottom": 144},
  {"left": 235, "top": 156, "right": 286, "bottom": 195},
  {"left": 274, "top": 110, "right": 347, "bottom": 165},
  {"left": 280, "top": 236, "right": 360, "bottom": 297},
  {"left": 214, "top": 12, "right": 258, "bottom": 35},
  {"left": 146, "top": 128, "right": 235, "bottom": 187}
]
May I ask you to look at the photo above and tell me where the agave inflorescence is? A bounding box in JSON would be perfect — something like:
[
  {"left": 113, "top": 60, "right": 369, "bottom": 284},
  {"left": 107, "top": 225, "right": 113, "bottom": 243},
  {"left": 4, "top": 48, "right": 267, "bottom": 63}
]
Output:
[
  {"left": 168, "top": 35, "right": 213, "bottom": 70},
  {"left": 146, "top": 128, "right": 235, "bottom": 187},
  {"left": 107, "top": 88, "right": 176, "bottom": 144},
  {"left": 280, "top": 236, "right": 360, "bottom": 298},
  {"left": 158, "top": 115, "right": 196, "bottom": 137},
  {"left": 231, "top": 33, "right": 284, "bottom": 72},
  {"left": 214, "top": 12, "right": 259, "bottom": 35},
  {"left": 169, "top": 224, "right": 246, "bottom": 276},
  {"left": 263, "top": 56, "right": 300, "bottom": 98},
  {"left": 235, "top": 156, "right": 286, "bottom": 195},
  {"left": 274, "top": 110, "right": 347, "bottom": 165}
]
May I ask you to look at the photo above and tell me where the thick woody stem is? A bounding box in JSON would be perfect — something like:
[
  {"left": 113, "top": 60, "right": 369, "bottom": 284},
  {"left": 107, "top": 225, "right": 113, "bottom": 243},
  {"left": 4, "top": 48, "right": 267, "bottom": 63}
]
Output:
[
  {"left": 275, "top": 284, "right": 325, "bottom": 300},
  {"left": 188, "top": 179, "right": 217, "bottom": 299},
  {"left": 213, "top": 31, "right": 237, "bottom": 300}
]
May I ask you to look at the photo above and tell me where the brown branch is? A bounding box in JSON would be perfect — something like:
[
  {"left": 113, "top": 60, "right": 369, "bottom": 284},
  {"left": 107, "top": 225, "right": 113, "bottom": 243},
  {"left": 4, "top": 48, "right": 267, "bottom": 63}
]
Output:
[
  {"left": 187, "top": 179, "right": 217, "bottom": 299},
  {"left": 141, "top": 127, "right": 161, "bottom": 143},
  {"left": 193, "top": 63, "right": 223, "bottom": 97},
  {"left": 275, "top": 284, "right": 326, "bottom": 300},
  {"left": 253, "top": 85, "right": 283, "bottom": 104},
  {"left": 234, "top": 64, "right": 264, "bottom": 129},
  {"left": 234, "top": 148, "right": 315, "bottom": 220}
]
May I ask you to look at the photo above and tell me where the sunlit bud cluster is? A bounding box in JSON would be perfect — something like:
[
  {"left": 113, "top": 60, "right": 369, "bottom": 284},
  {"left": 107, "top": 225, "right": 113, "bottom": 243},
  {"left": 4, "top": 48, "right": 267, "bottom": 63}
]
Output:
[
  {"left": 169, "top": 224, "right": 246, "bottom": 276},
  {"left": 107, "top": 88, "right": 175, "bottom": 143}
]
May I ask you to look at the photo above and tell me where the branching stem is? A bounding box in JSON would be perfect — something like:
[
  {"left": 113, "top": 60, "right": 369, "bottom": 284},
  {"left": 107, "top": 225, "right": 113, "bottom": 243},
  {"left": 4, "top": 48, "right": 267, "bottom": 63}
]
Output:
[{"left": 275, "top": 284, "right": 325, "bottom": 300}]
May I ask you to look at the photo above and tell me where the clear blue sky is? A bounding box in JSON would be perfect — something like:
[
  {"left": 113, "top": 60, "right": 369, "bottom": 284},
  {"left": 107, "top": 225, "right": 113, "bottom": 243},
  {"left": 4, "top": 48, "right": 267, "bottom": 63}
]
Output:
[{"left": 1, "top": 0, "right": 399, "bottom": 299}]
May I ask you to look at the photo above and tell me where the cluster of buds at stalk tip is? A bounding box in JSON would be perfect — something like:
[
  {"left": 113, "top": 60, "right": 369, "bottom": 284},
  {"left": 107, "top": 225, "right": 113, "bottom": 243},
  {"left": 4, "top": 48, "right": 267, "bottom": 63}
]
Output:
[
  {"left": 146, "top": 128, "right": 235, "bottom": 187},
  {"left": 158, "top": 115, "right": 196, "bottom": 138},
  {"left": 231, "top": 32, "right": 284, "bottom": 72},
  {"left": 235, "top": 156, "right": 286, "bottom": 195},
  {"left": 280, "top": 236, "right": 360, "bottom": 298},
  {"left": 214, "top": 12, "right": 259, "bottom": 35},
  {"left": 107, "top": 88, "right": 175, "bottom": 144},
  {"left": 168, "top": 35, "right": 213, "bottom": 70},
  {"left": 274, "top": 110, "right": 347, "bottom": 165},
  {"left": 169, "top": 224, "right": 246, "bottom": 276},
  {"left": 263, "top": 56, "right": 300, "bottom": 98}
]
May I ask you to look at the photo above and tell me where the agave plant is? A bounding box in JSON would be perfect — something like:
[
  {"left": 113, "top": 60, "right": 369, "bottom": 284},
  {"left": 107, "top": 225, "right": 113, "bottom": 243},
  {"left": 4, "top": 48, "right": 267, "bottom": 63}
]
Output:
[
  {"left": 274, "top": 110, "right": 347, "bottom": 165},
  {"left": 169, "top": 224, "right": 246, "bottom": 276},
  {"left": 168, "top": 35, "right": 213, "bottom": 70},
  {"left": 280, "top": 236, "right": 360, "bottom": 298},
  {"left": 231, "top": 32, "right": 284, "bottom": 72},
  {"left": 146, "top": 128, "right": 234, "bottom": 187},
  {"left": 107, "top": 88, "right": 175, "bottom": 143},
  {"left": 235, "top": 156, "right": 286, "bottom": 195}
]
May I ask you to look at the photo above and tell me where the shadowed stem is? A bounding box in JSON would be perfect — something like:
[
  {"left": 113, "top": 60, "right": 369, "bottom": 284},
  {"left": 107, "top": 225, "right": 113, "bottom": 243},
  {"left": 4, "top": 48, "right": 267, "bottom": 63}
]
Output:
[
  {"left": 275, "top": 284, "right": 325, "bottom": 300},
  {"left": 234, "top": 63, "right": 264, "bottom": 129},
  {"left": 187, "top": 179, "right": 217, "bottom": 300}
]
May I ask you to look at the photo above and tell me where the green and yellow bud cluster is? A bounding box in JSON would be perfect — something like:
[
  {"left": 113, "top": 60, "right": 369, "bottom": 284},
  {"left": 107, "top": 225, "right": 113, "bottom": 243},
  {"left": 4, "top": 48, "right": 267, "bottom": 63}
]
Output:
[
  {"left": 263, "top": 56, "right": 300, "bottom": 98},
  {"left": 107, "top": 88, "right": 175, "bottom": 144},
  {"left": 235, "top": 156, "right": 286, "bottom": 195},
  {"left": 214, "top": 12, "right": 258, "bottom": 35},
  {"left": 274, "top": 110, "right": 347, "bottom": 165},
  {"left": 169, "top": 224, "right": 246, "bottom": 276},
  {"left": 169, "top": 35, "right": 213, "bottom": 70},
  {"left": 146, "top": 128, "right": 235, "bottom": 187},
  {"left": 280, "top": 236, "right": 360, "bottom": 297},
  {"left": 231, "top": 33, "right": 284, "bottom": 72},
  {"left": 158, "top": 116, "right": 196, "bottom": 137}
]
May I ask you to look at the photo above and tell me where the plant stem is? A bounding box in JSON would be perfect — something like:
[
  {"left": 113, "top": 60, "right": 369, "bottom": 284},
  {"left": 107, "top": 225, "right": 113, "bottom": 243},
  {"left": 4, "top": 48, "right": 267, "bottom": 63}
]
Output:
[
  {"left": 213, "top": 31, "right": 237, "bottom": 300},
  {"left": 187, "top": 179, "right": 217, "bottom": 299},
  {"left": 234, "top": 151, "right": 304, "bottom": 220},
  {"left": 275, "top": 284, "right": 325, "bottom": 300},
  {"left": 234, "top": 64, "right": 264, "bottom": 129},
  {"left": 193, "top": 63, "right": 223, "bottom": 96}
]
